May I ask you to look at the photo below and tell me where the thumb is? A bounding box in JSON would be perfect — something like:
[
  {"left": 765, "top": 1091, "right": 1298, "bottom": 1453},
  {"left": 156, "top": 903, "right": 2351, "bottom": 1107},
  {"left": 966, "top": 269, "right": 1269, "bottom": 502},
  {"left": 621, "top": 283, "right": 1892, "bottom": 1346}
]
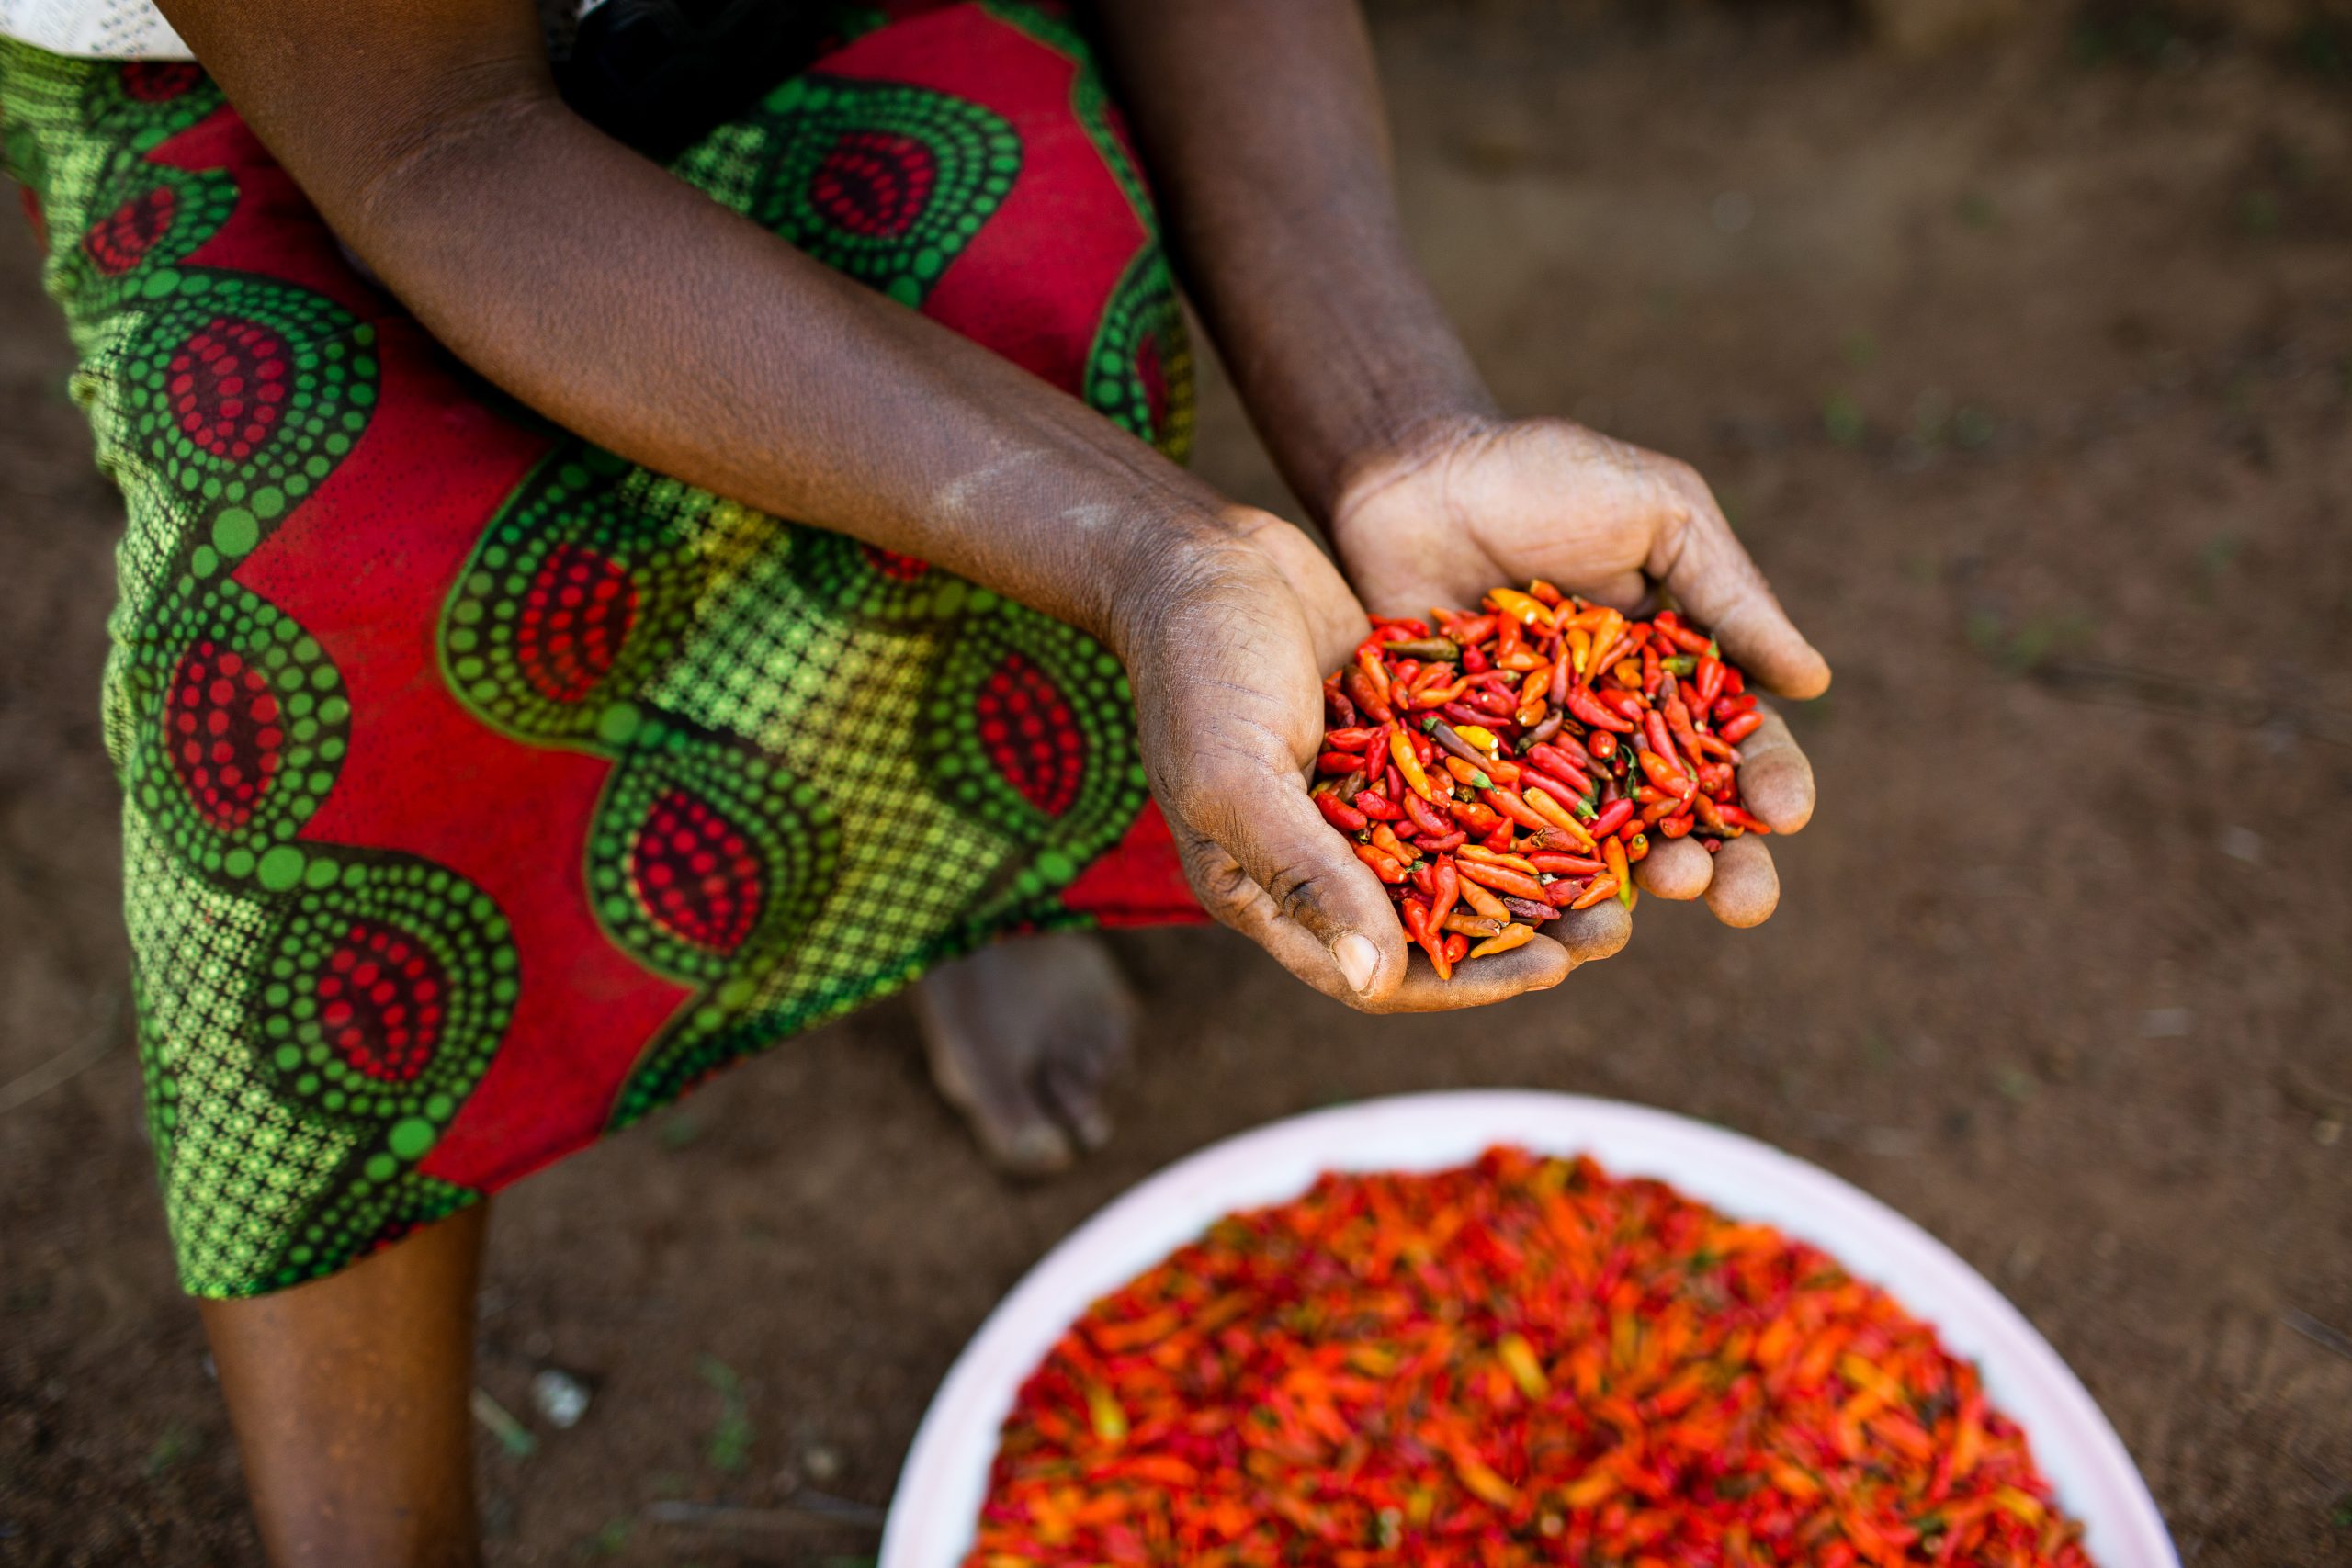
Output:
[
  {"left": 1195, "top": 772, "right": 1412, "bottom": 1006},
  {"left": 1653, "top": 477, "right": 1831, "bottom": 700}
]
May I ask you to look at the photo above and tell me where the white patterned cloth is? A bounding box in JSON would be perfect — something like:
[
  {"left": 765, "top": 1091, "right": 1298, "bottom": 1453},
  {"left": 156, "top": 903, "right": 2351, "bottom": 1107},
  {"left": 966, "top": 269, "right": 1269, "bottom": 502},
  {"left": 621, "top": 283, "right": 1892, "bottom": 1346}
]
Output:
[
  {"left": 1, "top": 0, "right": 603, "bottom": 59},
  {"left": 0, "top": 0, "right": 193, "bottom": 58}
]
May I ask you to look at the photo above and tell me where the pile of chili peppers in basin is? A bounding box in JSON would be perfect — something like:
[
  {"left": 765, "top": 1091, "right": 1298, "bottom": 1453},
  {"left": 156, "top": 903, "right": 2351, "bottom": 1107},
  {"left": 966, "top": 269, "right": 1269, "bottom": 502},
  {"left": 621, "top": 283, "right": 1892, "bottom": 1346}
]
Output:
[
  {"left": 1314, "top": 583, "right": 1770, "bottom": 976},
  {"left": 966, "top": 1148, "right": 2093, "bottom": 1567}
]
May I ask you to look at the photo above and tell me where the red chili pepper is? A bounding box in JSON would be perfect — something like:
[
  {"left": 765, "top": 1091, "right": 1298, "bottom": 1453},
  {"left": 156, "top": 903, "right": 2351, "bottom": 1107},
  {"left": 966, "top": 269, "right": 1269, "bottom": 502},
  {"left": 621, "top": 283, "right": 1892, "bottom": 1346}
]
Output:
[
  {"left": 1317, "top": 750, "right": 1363, "bottom": 775},
  {"left": 1343, "top": 667, "right": 1393, "bottom": 725},
  {"left": 1567, "top": 875, "right": 1620, "bottom": 909},
  {"left": 1353, "top": 789, "right": 1405, "bottom": 823},
  {"left": 1637, "top": 748, "right": 1692, "bottom": 795},
  {"left": 1400, "top": 897, "right": 1450, "bottom": 978},
  {"left": 1586, "top": 729, "right": 1618, "bottom": 761},
  {"left": 1695, "top": 653, "right": 1725, "bottom": 707},
  {"left": 1566, "top": 686, "right": 1637, "bottom": 734},
  {"left": 1528, "top": 852, "right": 1607, "bottom": 876},
  {"left": 1355, "top": 843, "right": 1405, "bottom": 883},
  {"left": 1430, "top": 855, "right": 1461, "bottom": 927},
  {"left": 1588, "top": 798, "right": 1636, "bottom": 840},
  {"left": 1526, "top": 742, "right": 1593, "bottom": 792},
  {"left": 1314, "top": 793, "right": 1369, "bottom": 832},
  {"left": 1657, "top": 619, "right": 1713, "bottom": 655},
  {"left": 1658, "top": 811, "right": 1694, "bottom": 839},
  {"left": 1718, "top": 803, "right": 1774, "bottom": 835},
  {"left": 1393, "top": 789, "right": 1446, "bottom": 840},
  {"left": 1480, "top": 786, "right": 1552, "bottom": 834},
  {"left": 1721, "top": 709, "right": 1764, "bottom": 744},
  {"left": 1454, "top": 858, "right": 1549, "bottom": 902}
]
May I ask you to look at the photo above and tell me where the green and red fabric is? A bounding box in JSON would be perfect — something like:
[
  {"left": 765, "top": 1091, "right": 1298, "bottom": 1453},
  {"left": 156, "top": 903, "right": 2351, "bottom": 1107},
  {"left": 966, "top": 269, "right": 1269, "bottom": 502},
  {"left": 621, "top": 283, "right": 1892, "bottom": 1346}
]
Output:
[{"left": 0, "top": 0, "right": 1204, "bottom": 1299}]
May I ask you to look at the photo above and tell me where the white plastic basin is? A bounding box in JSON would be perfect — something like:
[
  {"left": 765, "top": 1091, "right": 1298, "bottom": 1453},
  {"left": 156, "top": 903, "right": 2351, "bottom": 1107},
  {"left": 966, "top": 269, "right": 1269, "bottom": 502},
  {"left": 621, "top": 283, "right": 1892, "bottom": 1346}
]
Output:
[{"left": 882, "top": 1090, "right": 2177, "bottom": 1568}]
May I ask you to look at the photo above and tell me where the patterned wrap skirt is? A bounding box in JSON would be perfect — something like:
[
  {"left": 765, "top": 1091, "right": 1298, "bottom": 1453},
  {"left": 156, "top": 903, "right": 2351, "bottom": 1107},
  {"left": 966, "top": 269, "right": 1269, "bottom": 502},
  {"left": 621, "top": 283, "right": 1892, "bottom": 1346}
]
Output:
[{"left": 0, "top": 0, "right": 1204, "bottom": 1298}]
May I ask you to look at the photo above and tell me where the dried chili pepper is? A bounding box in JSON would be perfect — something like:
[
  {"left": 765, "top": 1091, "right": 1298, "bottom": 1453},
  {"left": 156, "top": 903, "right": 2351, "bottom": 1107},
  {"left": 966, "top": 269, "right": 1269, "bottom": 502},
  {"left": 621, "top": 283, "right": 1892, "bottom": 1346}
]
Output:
[
  {"left": 1310, "top": 585, "right": 1785, "bottom": 977},
  {"left": 970, "top": 1150, "right": 2094, "bottom": 1568}
]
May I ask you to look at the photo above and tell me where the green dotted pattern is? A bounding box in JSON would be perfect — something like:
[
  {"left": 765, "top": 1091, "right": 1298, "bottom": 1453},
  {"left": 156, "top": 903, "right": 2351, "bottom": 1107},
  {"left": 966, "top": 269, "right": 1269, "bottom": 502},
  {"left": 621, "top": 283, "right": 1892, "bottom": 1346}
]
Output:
[
  {"left": 1086, "top": 246, "right": 1195, "bottom": 462},
  {"left": 120, "top": 576, "right": 349, "bottom": 875},
  {"left": 4, "top": 22, "right": 1199, "bottom": 1292},
  {"left": 586, "top": 716, "right": 842, "bottom": 987},
  {"left": 439, "top": 446, "right": 706, "bottom": 743},
  {"left": 5, "top": 46, "right": 526, "bottom": 1294},
  {"left": 673, "top": 74, "right": 1019, "bottom": 309},
  {"left": 243, "top": 860, "right": 516, "bottom": 1280}
]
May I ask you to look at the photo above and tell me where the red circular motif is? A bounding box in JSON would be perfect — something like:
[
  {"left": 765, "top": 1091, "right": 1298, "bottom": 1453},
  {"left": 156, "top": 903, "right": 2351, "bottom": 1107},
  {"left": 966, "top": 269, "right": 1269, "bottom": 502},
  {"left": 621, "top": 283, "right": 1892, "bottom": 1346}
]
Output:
[
  {"left": 976, "top": 652, "right": 1084, "bottom": 818},
  {"left": 84, "top": 186, "right": 177, "bottom": 276},
  {"left": 121, "top": 62, "right": 203, "bottom": 103},
  {"left": 515, "top": 542, "right": 638, "bottom": 704},
  {"left": 314, "top": 919, "right": 446, "bottom": 1082},
  {"left": 808, "top": 130, "right": 938, "bottom": 240},
  {"left": 630, "top": 789, "right": 764, "bottom": 955},
  {"left": 860, "top": 542, "right": 932, "bottom": 581},
  {"left": 168, "top": 318, "right": 289, "bottom": 461},
  {"left": 166, "top": 639, "right": 284, "bottom": 828}
]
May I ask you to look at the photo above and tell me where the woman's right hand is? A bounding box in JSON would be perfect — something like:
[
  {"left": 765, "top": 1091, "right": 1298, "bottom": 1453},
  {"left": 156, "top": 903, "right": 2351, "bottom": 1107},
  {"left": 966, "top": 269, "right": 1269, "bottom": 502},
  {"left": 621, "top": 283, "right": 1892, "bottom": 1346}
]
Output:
[{"left": 1120, "top": 513, "right": 1632, "bottom": 1011}]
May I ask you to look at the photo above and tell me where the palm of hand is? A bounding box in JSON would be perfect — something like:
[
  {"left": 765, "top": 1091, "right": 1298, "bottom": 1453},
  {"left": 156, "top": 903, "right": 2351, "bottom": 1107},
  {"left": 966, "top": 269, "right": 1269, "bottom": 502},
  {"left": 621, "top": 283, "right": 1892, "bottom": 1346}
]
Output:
[{"left": 1329, "top": 416, "right": 1830, "bottom": 929}]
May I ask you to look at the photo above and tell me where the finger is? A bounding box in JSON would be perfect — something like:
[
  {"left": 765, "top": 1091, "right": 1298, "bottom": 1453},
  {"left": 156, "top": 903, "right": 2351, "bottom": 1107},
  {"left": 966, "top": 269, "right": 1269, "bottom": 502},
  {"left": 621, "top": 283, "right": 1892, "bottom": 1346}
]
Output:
[
  {"left": 1194, "top": 779, "right": 1415, "bottom": 1004},
  {"left": 1378, "top": 902, "right": 1630, "bottom": 1009},
  {"left": 1634, "top": 835, "right": 1714, "bottom": 900},
  {"left": 1649, "top": 468, "right": 1831, "bottom": 699},
  {"left": 1375, "top": 933, "right": 1575, "bottom": 1011},
  {"left": 1584, "top": 570, "right": 1649, "bottom": 615},
  {"left": 1702, "top": 833, "right": 1780, "bottom": 928},
  {"left": 1548, "top": 899, "right": 1633, "bottom": 964},
  {"left": 1040, "top": 1059, "right": 1115, "bottom": 1153},
  {"left": 1732, "top": 704, "right": 1815, "bottom": 834}
]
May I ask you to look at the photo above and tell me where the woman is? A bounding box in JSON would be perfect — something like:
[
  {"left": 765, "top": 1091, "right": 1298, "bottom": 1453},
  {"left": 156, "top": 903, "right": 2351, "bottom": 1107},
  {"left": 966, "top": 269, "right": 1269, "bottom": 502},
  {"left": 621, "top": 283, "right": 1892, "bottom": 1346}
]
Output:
[{"left": 0, "top": 1, "right": 1827, "bottom": 1560}]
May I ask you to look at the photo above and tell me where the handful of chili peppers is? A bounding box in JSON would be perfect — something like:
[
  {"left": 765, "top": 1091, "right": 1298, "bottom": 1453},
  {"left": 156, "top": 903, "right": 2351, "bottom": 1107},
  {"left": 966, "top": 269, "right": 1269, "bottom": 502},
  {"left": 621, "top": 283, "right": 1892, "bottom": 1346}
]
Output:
[
  {"left": 968, "top": 1147, "right": 2094, "bottom": 1568},
  {"left": 1316, "top": 583, "right": 1769, "bottom": 977}
]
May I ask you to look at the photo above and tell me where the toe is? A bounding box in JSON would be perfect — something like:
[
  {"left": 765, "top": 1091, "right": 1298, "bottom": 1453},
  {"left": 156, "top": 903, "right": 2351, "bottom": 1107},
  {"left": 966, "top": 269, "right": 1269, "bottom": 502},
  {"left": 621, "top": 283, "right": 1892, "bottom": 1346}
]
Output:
[{"left": 913, "top": 969, "right": 1075, "bottom": 1178}]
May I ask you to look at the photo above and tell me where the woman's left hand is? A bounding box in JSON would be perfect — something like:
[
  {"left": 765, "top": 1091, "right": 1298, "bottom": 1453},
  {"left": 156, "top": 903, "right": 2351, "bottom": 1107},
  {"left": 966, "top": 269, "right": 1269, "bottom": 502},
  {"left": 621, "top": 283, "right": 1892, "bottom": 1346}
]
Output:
[{"left": 1328, "top": 414, "right": 1833, "bottom": 929}]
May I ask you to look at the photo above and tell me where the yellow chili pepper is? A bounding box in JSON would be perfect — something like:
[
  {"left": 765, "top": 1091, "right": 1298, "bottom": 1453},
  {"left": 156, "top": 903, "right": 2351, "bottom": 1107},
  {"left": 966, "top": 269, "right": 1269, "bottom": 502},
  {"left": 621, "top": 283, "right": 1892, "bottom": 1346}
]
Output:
[
  {"left": 1498, "top": 1331, "right": 1551, "bottom": 1396},
  {"left": 1521, "top": 786, "right": 1598, "bottom": 851},
  {"left": 1605, "top": 834, "right": 1633, "bottom": 908},
  {"left": 1389, "top": 728, "right": 1435, "bottom": 800},
  {"left": 1485, "top": 586, "right": 1555, "bottom": 628}
]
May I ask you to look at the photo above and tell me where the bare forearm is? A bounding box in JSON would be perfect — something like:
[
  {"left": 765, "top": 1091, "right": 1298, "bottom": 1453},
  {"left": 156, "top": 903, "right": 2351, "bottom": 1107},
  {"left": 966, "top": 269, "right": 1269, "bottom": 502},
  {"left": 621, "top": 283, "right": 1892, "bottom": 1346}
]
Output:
[
  {"left": 160, "top": 0, "right": 1236, "bottom": 658},
  {"left": 352, "top": 103, "right": 1228, "bottom": 649},
  {"left": 1094, "top": 0, "right": 1493, "bottom": 521}
]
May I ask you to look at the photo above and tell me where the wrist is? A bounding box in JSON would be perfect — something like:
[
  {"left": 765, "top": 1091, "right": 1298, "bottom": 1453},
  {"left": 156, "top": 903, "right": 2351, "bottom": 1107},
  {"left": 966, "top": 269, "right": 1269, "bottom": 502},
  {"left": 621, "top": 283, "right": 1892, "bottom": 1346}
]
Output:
[{"left": 1101, "top": 502, "right": 1361, "bottom": 676}]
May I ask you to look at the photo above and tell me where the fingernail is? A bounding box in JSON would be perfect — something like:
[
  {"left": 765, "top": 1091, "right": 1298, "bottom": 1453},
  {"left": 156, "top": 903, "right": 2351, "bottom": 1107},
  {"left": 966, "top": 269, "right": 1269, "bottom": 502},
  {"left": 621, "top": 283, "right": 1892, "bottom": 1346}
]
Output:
[{"left": 1333, "top": 932, "right": 1380, "bottom": 993}]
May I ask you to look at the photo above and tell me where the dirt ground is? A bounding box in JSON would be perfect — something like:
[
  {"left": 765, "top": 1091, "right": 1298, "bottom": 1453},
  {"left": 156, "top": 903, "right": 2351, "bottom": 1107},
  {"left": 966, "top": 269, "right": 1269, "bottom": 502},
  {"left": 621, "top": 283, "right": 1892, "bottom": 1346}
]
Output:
[{"left": 4, "top": 4, "right": 2350, "bottom": 1564}]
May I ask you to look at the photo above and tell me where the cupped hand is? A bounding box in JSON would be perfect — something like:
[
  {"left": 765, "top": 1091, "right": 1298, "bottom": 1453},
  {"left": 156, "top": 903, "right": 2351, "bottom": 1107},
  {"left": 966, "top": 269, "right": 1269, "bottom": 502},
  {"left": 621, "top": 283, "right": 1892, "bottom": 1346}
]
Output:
[
  {"left": 1329, "top": 416, "right": 1829, "bottom": 927},
  {"left": 1122, "top": 508, "right": 1629, "bottom": 1010}
]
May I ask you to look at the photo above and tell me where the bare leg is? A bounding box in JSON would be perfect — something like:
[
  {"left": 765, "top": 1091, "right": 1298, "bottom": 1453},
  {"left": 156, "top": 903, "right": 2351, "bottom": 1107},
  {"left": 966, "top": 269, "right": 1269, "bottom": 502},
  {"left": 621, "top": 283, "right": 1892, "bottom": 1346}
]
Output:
[
  {"left": 200, "top": 1202, "right": 488, "bottom": 1568},
  {"left": 914, "top": 931, "right": 1139, "bottom": 1176}
]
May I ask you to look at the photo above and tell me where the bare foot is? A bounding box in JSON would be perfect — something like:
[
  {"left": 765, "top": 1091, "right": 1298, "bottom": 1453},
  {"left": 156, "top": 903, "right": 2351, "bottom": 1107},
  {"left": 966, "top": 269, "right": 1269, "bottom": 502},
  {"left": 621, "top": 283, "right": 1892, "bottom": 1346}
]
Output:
[{"left": 912, "top": 931, "right": 1139, "bottom": 1177}]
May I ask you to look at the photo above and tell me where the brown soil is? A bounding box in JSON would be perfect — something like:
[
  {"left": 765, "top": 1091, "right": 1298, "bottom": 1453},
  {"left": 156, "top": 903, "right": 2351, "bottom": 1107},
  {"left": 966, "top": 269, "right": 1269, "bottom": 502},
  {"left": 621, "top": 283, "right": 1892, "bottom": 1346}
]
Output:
[{"left": 4, "top": 6, "right": 2349, "bottom": 1564}]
